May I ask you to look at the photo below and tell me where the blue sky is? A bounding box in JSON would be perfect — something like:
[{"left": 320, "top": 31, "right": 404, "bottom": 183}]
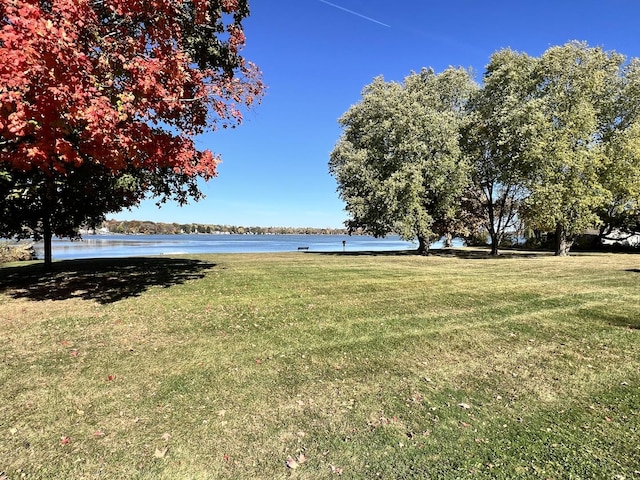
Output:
[{"left": 117, "top": 0, "right": 640, "bottom": 228}]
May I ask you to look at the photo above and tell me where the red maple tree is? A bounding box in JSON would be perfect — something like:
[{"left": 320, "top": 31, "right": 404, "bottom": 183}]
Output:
[{"left": 0, "top": 0, "right": 263, "bottom": 265}]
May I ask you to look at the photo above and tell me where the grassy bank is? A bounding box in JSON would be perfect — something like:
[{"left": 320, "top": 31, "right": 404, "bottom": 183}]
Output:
[{"left": 1, "top": 250, "right": 639, "bottom": 478}]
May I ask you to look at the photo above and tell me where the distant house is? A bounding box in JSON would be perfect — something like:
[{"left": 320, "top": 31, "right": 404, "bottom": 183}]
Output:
[
  {"left": 600, "top": 230, "right": 640, "bottom": 247},
  {"left": 79, "top": 226, "right": 110, "bottom": 235}
]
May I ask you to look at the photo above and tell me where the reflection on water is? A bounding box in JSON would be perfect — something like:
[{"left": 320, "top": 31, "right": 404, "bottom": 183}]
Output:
[{"left": 34, "top": 234, "right": 429, "bottom": 260}]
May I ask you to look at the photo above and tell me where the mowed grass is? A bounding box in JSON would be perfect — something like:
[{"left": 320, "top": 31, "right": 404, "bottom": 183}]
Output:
[{"left": 1, "top": 250, "right": 639, "bottom": 479}]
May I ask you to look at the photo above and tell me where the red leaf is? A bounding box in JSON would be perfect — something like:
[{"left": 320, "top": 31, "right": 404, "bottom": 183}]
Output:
[
  {"left": 60, "top": 436, "right": 70, "bottom": 445},
  {"left": 107, "top": 374, "right": 115, "bottom": 381}
]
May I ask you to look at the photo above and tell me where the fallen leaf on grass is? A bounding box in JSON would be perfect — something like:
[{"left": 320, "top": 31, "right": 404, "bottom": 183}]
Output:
[
  {"left": 285, "top": 453, "right": 307, "bottom": 469},
  {"left": 161, "top": 432, "right": 171, "bottom": 441},
  {"left": 330, "top": 464, "right": 343, "bottom": 475},
  {"left": 460, "top": 421, "right": 472, "bottom": 428},
  {"left": 60, "top": 436, "right": 70, "bottom": 445},
  {"left": 154, "top": 447, "right": 168, "bottom": 459},
  {"left": 93, "top": 431, "right": 105, "bottom": 437},
  {"left": 70, "top": 350, "right": 79, "bottom": 357},
  {"left": 107, "top": 374, "right": 116, "bottom": 381}
]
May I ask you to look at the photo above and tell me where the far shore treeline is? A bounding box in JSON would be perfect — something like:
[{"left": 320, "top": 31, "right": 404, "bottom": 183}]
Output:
[{"left": 101, "top": 219, "right": 349, "bottom": 236}]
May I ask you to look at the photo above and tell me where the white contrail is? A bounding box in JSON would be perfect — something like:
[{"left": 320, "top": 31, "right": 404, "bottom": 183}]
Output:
[{"left": 318, "top": 0, "right": 391, "bottom": 28}]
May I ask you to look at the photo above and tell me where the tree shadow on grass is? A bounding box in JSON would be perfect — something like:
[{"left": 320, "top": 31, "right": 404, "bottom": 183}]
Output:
[
  {"left": 592, "top": 309, "right": 640, "bottom": 330},
  {"left": 309, "top": 248, "right": 547, "bottom": 259},
  {"left": 428, "top": 248, "right": 548, "bottom": 259},
  {"left": 0, "top": 257, "right": 215, "bottom": 304},
  {"left": 309, "top": 249, "right": 418, "bottom": 257}
]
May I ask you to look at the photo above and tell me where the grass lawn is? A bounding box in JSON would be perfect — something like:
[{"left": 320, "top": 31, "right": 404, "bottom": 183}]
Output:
[{"left": 1, "top": 250, "right": 639, "bottom": 479}]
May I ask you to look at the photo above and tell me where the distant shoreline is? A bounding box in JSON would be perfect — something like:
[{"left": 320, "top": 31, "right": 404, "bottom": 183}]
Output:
[
  {"left": 79, "top": 231, "right": 366, "bottom": 236},
  {"left": 101, "top": 219, "right": 350, "bottom": 236}
]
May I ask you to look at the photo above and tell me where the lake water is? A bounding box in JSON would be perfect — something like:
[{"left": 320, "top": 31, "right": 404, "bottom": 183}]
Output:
[{"left": 35, "top": 234, "right": 423, "bottom": 260}]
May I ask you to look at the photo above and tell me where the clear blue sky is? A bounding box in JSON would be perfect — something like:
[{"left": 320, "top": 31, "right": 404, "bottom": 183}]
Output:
[{"left": 116, "top": 0, "right": 640, "bottom": 228}]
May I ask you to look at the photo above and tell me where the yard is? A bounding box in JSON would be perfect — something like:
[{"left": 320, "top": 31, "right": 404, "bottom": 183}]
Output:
[{"left": 1, "top": 250, "right": 639, "bottom": 478}]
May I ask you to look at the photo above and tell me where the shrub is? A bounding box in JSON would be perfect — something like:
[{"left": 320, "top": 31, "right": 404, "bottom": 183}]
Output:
[{"left": 0, "top": 242, "right": 37, "bottom": 263}]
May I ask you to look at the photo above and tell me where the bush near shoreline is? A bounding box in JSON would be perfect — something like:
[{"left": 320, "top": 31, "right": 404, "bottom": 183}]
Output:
[{"left": 0, "top": 242, "right": 36, "bottom": 263}]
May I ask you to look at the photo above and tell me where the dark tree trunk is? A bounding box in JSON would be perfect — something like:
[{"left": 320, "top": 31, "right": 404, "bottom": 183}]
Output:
[
  {"left": 487, "top": 184, "right": 498, "bottom": 256},
  {"left": 417, "top": 236, "right": 430, "bottom": 255},
  {"left": 490, "top": 235, "right": 499, "bottom": 256},
  {"left": 43, "top": 216, "right": 53, "bottom": 268},
  {"left": 555, "top": 224, "right": 573, "bottom": 256},
  {"left": 488, "top": 227, "right": 501, "bottom": 255}
]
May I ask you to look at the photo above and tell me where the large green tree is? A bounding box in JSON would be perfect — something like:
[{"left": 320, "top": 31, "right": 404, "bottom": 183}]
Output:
[
  {"left": 0, "top": 0, "right": 263, "bottom": 266},
  {"left": 596, "top": 58, "right": 640, "bottom": 242},
  {"left": 522, "top": 42, "right": 631, "bottom": 255},
  {"left": 462, "top": 49, "right": 541, "bottom": 255},
  {"left": 329, "top": 67, "right": 476, "bottom": 254},
  {"left": 468, "top": 42, "right": 640, "bottom": 256}
]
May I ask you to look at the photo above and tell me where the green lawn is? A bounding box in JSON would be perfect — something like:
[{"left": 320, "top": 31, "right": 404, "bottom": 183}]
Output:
[{"left": 1, "top": 250, "right": 639, "bottom": 479}]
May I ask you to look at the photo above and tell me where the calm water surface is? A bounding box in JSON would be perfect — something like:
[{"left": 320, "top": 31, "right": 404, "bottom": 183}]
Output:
[{"left": 35, "top": 234, "right": 422, "bottom": 260}]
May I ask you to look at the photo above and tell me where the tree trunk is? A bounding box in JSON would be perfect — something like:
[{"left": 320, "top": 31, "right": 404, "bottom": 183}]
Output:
[
  {"left": 555, "top": 224, "right": 573, "bottom": 256},
  {"left": 417, "top": 236, "right": 430, "bottom": 255},
  {"left": 443, "top": 233, "right": 453, "bottom": 248},
  {"left": 489, "top": 236, "right": 499, "bottom": 256},
  {"left": 488, "top": 229, "right": 500, "bottom": 256},
  {"left": 43, "top": 216, "right": 53, "bottom": 269}
]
